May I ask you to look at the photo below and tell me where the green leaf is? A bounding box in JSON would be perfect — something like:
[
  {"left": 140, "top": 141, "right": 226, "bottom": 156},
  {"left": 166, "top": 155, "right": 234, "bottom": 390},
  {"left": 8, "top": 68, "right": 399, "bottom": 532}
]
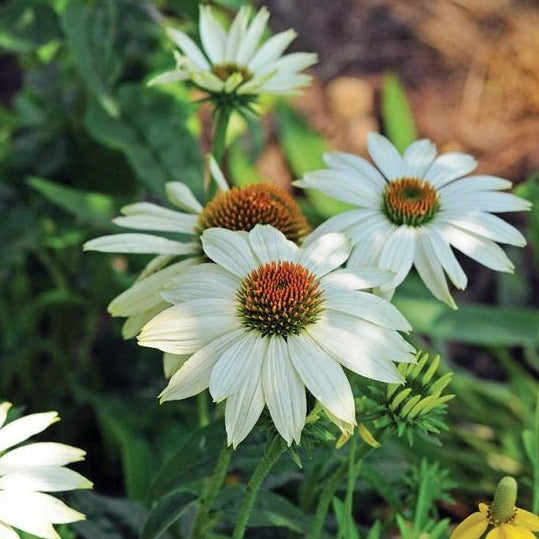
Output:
[
  {"left": 276, "top": 102, "right": 354, "bottom": 219},
  {"left": 332, "top": 497, "right": 360, "bottom": 539},
  {"left": 381, "top": 72, "right": 417, "bottom": 152},
  {"left": 141, "top": 489, "right": 197, "bottom": 539},
  {"left": 62, "top": 0, "right": 121, "bottom": 117},
  {"left": 28, "top": 176, "right": 116, "bottom": 226},
  {"left": 85, "top": 84, "right": 203, "bottom": 198}
]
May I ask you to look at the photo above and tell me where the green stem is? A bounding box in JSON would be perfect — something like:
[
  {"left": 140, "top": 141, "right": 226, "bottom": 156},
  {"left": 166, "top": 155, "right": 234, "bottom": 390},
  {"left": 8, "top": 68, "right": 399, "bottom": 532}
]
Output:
[
  {"left": 232, "top": 436, "right": 285, "bottom": 539},
  {"left": 339, "top": 435, "right": 359, "bottom": 539},
  {"left": 190, "top": 442, "right": 233, "bottom": 539},
  {"left": 197, "top": 391, "right": 210, "bottom": 427},
  {"left": 212, "top": 106, "right": 231, "bottom": 165}
]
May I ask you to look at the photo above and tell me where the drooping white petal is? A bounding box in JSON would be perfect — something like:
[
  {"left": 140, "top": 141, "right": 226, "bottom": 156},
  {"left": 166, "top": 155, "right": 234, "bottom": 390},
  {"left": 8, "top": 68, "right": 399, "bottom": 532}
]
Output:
[
  {"left": 109, "top": 260, "right": 196, "bottom": 317},
  {"left": 160, "top": 329, "right": 246, "bottom": 401},
  {"left": 0, "top": 443, "right": 85, "bottom": 475},
  {"left": 166, "top": 28, "right": 210, "bottom": 70},
  {"left": 320, "top": 268, "right": 394, "bottom": 290},
  {"left": 190, "top": 70, "right": 225, "bottom": 92},
  {"left": 147, "top": 69, "right": 189, "bottom": 86},
  {"left": 324, "top": 288, "right": 411, "bottom": 331},
  {"left": 248, "top": 224, "right": 298, "bottom": 264},
  {"left": 0, "top": 412, "right": 58, "bottom": 454},
  {"left": 138, "top": 299, "right": 241, "bottom": 355},
  {"left": 201, "top": 228, "right": 258, "bottom": 277},
  {"left": 426, "top": 152, "right": 478, "bottom": 188},
  {"left": 0, "top": 402, "right": 11, "bottom": 429},
  {"left": 437, "top": 210, "right": 526, "bottom": 246},
  {"left": 298, "top": 233, "right": 350, "bottom": 277},
  {"left": 422, "top": 225, "right": 467, "bottom": 289},
  {"left": 413, "top": 231, "right": 456, "bottom": 308},
  {"left": 378, "top": 226, "right": 416, "bottom": 291},
  {"left": 323, "top": 151, "right": 387, "bottom": 190},
  {"left": 262, "top": 337, "right": 306, "bottom": 445},
  {"left": 236, "top": 7, "right": 270, "bottom": 65},
  {"left": 162, "top": 264, "right": 239, "bottom": 304},
  {"left": 163, "top": 353, "right": 189, "bottom": 379},
  {"left": 367, "top": 133, "right": 405, "bottom": 179},
  {"left": 0, "top": 466, "right": 92, "bottom": 492},
  {"left": 346, "top": 214, "right": 394, "bottom": 268},
  {"left": 441, "top": 190, "right": 532, "bottom": 213},
  {"left": 288, "top": 334, "right": 356, "bottom": 426},
  {"left": 208, "top": 155, "right": 230, "bottom": 191},
  {"left": 199, "top": 6, "right": 226, "bottom": 64},
  {"left": 225, "top": 379, "right": 265, "bottom": 448},
  {"left": 303, "top": 210, "right": 377, "bottom": 245},
  {"left": 248, "top": 29, "right": 297, "bottom": 71},
  {"left": 402, "top": 139, "right": 437, "bottom": 177},
  {"left": 224, "top": 6, "right": 250, "bottom": 62},
  {"left": 83, "top": 233, "right": 198, "bottom": 255},
  {"left": 0, "top": 522, "right": 18, "bottom": 539},
  {"left": 122, "top": 303, "right": 168, "bottom": 340},
  {"left": 436, "top": 222, "right": 515, "bottom": 272},
  {"left": 209, "top": 333, "right": 266, "bottom": 402},
  {"left": 166, "top": 182, "right": 203, "bottom": 213}
]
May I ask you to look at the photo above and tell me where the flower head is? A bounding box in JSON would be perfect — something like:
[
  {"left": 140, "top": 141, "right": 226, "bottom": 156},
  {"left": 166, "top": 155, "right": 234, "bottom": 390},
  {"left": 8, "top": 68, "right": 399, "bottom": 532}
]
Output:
[
  {"left": 451, "top": 476, "right": 539, "bottom": 539},
  {"left": 137, "top": 224, "right": 415, "bottom": 447},
  {"left": 84, "top": 159, "right": 309, "bottom": 340},
  {"left": 295, "top": 133, "right": 531, "bottom": 308},
  {"left": 0, "top": 402, "right": 92, "bottom": 539},
  {"left": 149, "top": 6, "right": 317, "bottom": 107}
]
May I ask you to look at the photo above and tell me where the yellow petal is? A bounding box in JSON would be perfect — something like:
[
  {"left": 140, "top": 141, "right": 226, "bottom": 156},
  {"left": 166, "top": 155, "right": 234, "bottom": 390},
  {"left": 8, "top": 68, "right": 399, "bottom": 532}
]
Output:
[
  {"left": 479, "top": 503, "right": 490, "bottom": 515},
  {"left": 486, "top": 526, "right": 505, "bottom": 539},
  {"left": 450, "top": 512, "right": 488, "bottom": 539},
  {"left": 494, "top": 524, "right": 536, "bottom": 539},
  {"left": 514, "top": 508, "right": 539, "bottom": 532}
]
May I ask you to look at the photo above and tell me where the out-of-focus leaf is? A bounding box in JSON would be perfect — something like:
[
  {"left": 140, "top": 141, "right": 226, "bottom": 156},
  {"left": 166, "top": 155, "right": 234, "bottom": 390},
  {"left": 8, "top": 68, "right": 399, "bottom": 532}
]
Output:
[
  {"left": 228, "top": 141, "right": 264, "bottom": 187},
  {"left": 141, "top": 489, "right": 197, "bottom": 539},
  {"left": 28, "top": 176, "right": 116, "bottom": 226},
  {"left": 85, "top": 84, "right": 203, "bottom": 198},
  {"left": 276, "top": 102, "right": 353, "bottom": 219},
  {"left": 381, "top": 72, "right": 417, "bottom": 152},
  {"left": 0, "top": 0, "right": 60, "bottom": 53},
  {"left": 62, "top": 0, "right": 121, "bottom": 117},
  {"left": 332, "top": 497, "right": 360, "bottom": 539}
]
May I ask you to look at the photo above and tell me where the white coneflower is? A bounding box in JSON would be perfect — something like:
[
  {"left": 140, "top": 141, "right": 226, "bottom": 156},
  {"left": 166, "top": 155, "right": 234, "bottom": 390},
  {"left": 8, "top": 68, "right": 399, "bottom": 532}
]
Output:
[
  {"left": 0, "top": 402, "right": 92, "bottom": 539},
  {"left": 149, "top": 6, "right": 317, "bottom": 100},
  {"left": 296, "top": 133, "right": 531, "bottom": 308},
  {"left": 138, "top": 225, "right": 414, "bottom": 447},
  {"left": 84, "top": 159, "right": 310, "bottom": 343}
]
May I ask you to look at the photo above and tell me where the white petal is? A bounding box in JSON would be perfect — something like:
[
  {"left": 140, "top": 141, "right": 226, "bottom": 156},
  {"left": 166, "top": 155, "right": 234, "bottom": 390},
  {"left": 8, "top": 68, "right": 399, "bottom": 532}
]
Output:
[
  {"left": 147, "top": 69, "right": 189, "bottom": 86},
  {"left": 209, "top": 333, "right": 266, "bottom": 402},
  {"left": 138, "top": 299, "right": 241, "bottom": 355},
  {"left": 0, "top": 403, "right": 12, "bottom": 429},
  {"left": 320, "top": 268, "right": 394, "bottom": 290},
  {"left": 298, "top": 233, "right": 350, "bottom": 277},
  {"left": 258, "top": 74, "right": 313, "bottom": 94},
  {"left": 346, "top": 214, "right": 394, "bottom": 268},
  {"left": 402, "top": 139, "right": 437, "bottom": 177},
  {"left": 426, "top": 152, "right": 478, "bottom": 188},
  {"left": 287, "top": 334, "right": 355, "bottom": 426},
  {"left": 113, "top": 202, "right": 198, "bottom": 234},
  {"left": 262, "top": 337, "right": 306, "bottom": 445},
  {"left": 437, "top": 222, "right": 515, "bottom": 272},
  {"left": 166, "top": 182, "right": 203, "bottom": 213},
  {"left": 441, "top": 190, "right": 532, "bottom": 213},
  {"left": 201, "top": 228, "right": 258, "bottom": 277},
  {"left": 323, "top": 151, "right": 387, "bottom": 190},
  {"left": 199, "top": 6, "right": 226, "bottom": 63},
  {"left": 235, "top": 7, "right": 269, "bottom": 65},
  {"left": 437, "top": 210, "right": 526, "bottom": 246},
  {"left": 191, "top": 70, "right": 225, "bottom": 92},
  {"left": 308, "top": 317, "right": 404, "bottom": 383},
  {"left": 438, "top": 174, "right": 512, "bottom": 198},
  {"left": 414, "top": 231, "right": 456, "bottom": 308},
  {"left": 423, "top": 225, "right": 467, "bottom": 289},
  {"left": 162, "top": 263, "right": 239, "bottom": 304},
  {"left": 0, "top": 522, "right": 18, "bottom": 539},
  {"left": 166, "top": 28, "right": 209, "bottom": 70},
  {"left": 378, "top": 226, "right": 416, "bottom": 291},
  {"left": 367, "top": 133, "right": 405, "bottom": 180},
  {"left": 224, "top": 6, "right": 250, "bottom": 62},
  {"left": 83, "top": 233, "right": 198, "bottom": 255},
  {"left": 255, "top": 52, "right": 317, "bottom": 79},
  {"left": 163, "top": 353, "right": 189, "bottom": 379},
  {"left": 324, "top": 288, "right": 411, "bottom": 331},
  {"left": 160, "top": 329, "right": 246, "bottom": 401},
  {"left": 304, "top": 210, "right": 377, "bottom": 245},
  {"left": 122, "top": 303, "right": 168, "bottom": 339},
  {"left": 248, "top": 29, "right": 297, "bottom": 71},
  {"left": 0, "top": 467, "right": 92, "bottom": 492},
  {"left": 248, "top": 224, "right": 298, "bottom": 264},
  {"left": 109, "top": 260, "right": 196, "bottom": 316},
  {"left": 225, "top": 379, "right": 265, "bottom": 448},
  {"left": 0, "top": 443, "right": 85, "bottom": 475},
  {"left": 208, "top": 155, "right": 230, "bottom": 191},
  {"left": 298, "top": 169, "right": 380, "bottom": 207},
  {"left": 0, "top": 412, "right": 58, "bottom": 453}
]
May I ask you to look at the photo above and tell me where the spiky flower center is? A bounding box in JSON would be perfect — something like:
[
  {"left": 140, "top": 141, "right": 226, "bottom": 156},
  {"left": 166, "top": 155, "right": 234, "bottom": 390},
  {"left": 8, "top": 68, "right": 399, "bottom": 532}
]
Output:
[
  {"left": 197, "top": 184, "right": 310, "bottom": 243},
  {"left": 212, "top": 62, "right": 253, "bottom": 83},
  {"left": 382, "top": 178, "right": 440, "bottom": 226},
  {"left": 237, "top": 261, "right": 324, "bottom": 337}
]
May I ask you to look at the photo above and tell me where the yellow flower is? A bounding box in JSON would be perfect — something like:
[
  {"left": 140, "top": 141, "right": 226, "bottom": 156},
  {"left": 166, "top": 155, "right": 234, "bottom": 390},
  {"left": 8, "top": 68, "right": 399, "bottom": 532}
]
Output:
[{"left": 451, "top": 477, "right": 539, "bottom": 539}]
